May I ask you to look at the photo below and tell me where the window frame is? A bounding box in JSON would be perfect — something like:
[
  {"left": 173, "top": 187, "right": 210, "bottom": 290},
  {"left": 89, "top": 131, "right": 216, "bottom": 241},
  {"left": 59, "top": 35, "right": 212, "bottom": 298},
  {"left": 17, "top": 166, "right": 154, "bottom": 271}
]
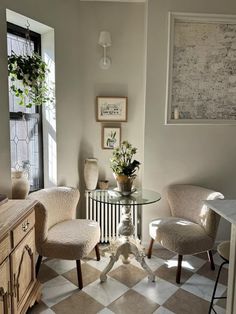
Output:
[{"left": 7, "top": 22, "right": 44, "bottom": 191}]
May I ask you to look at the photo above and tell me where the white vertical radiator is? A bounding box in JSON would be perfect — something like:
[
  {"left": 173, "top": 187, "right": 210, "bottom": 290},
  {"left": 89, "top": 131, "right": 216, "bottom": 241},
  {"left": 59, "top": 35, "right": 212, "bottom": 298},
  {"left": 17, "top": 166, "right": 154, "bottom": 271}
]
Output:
[{"left": 85, "top": 191, "right": 140, "bottom": 243}]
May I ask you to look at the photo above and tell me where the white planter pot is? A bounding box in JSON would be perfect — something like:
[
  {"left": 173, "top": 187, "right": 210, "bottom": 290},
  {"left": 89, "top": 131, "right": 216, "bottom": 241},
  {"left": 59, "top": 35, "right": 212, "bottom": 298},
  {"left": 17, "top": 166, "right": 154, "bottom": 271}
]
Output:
[
  {"left": 84, "top": 158, "right": 99, "bottom": 190},
  {"left": 11, "top": 170, "right": 30, "bottom": 199}
]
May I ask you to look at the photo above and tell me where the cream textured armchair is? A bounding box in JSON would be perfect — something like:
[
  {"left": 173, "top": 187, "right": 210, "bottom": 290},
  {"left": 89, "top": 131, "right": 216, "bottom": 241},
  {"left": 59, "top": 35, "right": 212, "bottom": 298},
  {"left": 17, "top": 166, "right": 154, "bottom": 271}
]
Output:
[
  {"left": 28, "top": 186, "right": 100, "bottom": 289},
  {"left": 147, "top": 184, "right": 224, "bottom": 283}
]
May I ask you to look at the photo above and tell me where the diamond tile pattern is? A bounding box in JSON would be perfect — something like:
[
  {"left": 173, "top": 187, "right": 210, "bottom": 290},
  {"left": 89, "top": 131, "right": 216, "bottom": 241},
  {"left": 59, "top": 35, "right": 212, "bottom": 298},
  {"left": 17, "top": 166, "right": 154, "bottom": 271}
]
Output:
[{"left": 28, "top": 246, "right": 227, "bottom": 314}]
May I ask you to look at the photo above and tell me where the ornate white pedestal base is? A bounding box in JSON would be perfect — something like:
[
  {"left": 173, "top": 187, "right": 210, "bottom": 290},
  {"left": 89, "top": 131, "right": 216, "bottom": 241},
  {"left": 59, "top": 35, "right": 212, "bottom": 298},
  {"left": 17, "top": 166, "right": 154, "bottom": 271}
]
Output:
[{"left": 100, "top": 204, "right": 155, "bottom": 282}]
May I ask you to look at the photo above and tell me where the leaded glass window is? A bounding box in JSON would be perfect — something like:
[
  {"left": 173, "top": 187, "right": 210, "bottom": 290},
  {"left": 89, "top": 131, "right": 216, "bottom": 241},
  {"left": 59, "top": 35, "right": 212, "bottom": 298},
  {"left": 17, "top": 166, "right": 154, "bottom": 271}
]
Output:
[{"left": 7, "top": 23, "right": 43, "bottom": 191}]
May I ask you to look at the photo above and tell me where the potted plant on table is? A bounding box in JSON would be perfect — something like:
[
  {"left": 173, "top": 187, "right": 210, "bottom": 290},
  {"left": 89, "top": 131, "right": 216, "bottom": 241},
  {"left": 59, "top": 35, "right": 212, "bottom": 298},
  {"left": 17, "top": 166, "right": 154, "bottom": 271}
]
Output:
[{"left": 110, "top": 140, "right": 140, "bottom": 195}]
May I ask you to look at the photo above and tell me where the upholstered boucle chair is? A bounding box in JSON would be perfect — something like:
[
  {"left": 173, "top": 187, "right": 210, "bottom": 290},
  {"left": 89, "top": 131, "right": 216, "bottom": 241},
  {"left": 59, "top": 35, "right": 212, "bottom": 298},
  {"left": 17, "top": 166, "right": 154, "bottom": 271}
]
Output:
[
  {"left": 147, "top": 184, "right": 224, "bottom": 283},
  {"left": 28, "top": 186, "right": 100, "bottom": 289}
]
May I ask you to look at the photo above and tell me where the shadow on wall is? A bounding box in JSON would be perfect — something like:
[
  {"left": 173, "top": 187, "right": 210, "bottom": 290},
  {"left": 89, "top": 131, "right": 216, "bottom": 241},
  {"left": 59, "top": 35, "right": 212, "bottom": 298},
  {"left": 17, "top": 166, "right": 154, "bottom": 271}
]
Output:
[{"left": 77, "top": 139, "right": 95, "bottom": 219}]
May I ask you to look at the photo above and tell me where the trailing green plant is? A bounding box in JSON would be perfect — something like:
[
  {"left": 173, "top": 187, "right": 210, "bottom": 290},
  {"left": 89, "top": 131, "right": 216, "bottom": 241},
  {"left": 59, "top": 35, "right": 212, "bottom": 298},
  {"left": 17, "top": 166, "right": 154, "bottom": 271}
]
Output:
[
  {"left": 8, "top": 52, "right": 54, "bottom": 108},
  {"left": 110, "top": 140, "right": 140, "bottom": 177}
]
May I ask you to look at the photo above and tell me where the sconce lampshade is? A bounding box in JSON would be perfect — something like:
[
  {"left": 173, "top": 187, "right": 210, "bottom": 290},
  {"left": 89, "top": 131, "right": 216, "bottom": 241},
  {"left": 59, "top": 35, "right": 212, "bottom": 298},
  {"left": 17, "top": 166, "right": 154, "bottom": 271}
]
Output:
[{"left": 98, "top": 31, "right": 112, "bottom": 47}]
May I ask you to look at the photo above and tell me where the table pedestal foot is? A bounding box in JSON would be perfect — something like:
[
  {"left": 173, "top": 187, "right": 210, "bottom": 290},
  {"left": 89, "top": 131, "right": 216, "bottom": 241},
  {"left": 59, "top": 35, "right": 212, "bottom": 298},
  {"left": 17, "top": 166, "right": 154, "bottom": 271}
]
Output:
[{"left": 100, "top": 238, "right": 155, "bottom": 282}]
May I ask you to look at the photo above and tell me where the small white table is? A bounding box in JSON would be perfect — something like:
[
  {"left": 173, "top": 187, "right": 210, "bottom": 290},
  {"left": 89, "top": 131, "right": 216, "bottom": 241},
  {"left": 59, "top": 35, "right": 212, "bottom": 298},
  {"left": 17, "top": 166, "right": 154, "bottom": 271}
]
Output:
[
  {"left": 90, "top": 189, "right": 161, "bottom": 282},
  {"left": 205, "top": 200, "right": 236, "bottom": 314}
]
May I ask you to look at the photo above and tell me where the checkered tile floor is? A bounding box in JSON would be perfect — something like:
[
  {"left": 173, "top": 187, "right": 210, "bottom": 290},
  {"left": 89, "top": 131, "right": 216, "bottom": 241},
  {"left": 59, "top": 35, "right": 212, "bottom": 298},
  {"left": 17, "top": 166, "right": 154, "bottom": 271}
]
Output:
[{"left": 28, "top": 246, "right": 228, "bottom": 314}]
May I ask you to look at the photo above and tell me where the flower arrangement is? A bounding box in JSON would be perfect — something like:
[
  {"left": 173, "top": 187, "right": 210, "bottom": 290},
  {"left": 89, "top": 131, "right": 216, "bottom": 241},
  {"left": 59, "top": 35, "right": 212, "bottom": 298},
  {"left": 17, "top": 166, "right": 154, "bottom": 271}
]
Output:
[
  {"left": 110, "top": 141, "right": 140, "bottom": 178},
  {"left": 8, "top": 52, "right": 54, "bottom": 108}
]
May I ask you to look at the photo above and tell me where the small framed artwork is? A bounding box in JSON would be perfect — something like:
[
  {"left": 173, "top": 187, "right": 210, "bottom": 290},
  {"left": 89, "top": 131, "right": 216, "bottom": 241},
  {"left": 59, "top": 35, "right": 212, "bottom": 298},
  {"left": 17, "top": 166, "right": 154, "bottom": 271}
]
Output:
[
  {"left": 97, "top": 96, "right": 128, "bottom": 122},
  {"left": 102, "top": 126, "right": 121, "bottom": 149}
]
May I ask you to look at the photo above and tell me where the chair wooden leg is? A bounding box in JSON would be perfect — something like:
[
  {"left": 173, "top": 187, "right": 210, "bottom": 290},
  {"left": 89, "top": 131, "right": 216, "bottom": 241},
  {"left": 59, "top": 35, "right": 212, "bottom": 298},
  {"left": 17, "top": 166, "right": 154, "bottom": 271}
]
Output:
[
  {"left": 147, "top": 238, "right": 154, "bottom": 259},
  {"left": 207, "top": 250, "right": 215, "bottom": 271},
  {"left": 176, "top": 254, "right": 183, "bottom": 284},
  {"left": 36, "top": 255, "right": 42, "bottom": 277},
  {"left": 95, "top": 243, "right": 100, "bottom": 261},
  {"left": 76, "top": 260, "right": 83, "bottom": 289}
]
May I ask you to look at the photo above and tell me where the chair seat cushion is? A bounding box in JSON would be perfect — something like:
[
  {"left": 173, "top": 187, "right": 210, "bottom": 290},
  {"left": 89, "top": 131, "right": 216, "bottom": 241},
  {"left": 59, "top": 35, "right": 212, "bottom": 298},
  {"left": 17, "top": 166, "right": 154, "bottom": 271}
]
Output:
[
  {"left": 149, "top": 217, "right": 214, "bottom": 255},
  {"left": 41, "top": 219, "right": 100, "bottom": 260},
  {"left": 217, "top": 241, "right": 230, "bottom": 262}
]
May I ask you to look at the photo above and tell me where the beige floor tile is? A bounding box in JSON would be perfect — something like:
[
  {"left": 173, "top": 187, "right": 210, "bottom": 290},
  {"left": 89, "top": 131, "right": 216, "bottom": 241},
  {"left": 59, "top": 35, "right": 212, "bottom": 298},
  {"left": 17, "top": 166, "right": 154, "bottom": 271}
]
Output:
[
  {"left": 109, "top": 264, "right": 147, "bottom": 287},
  {"left": 108, "top": 290, "right": 159, "bottom": 314},
  {"left": 154, "top": 264, "right": 193, "bottom": 286},
  {"left": 51, "top": 291, "right": 104, "bottom": 314},
  {"left": 150, "top": 247, "right": 176, "bottom": 260},
  {"left": 163, "top": 288, "right": 210, "bottom": 314},
  {"left": 38, "top": 264, "right": 58, "bottom": 284},
  {"left": 197, "top": 263, "right": 228, "bottom": 285},
  {"left": 62, "top": 263, "right": 101, "bottom": 287},
  {"left": 27, "top": 301, "right": 52, "bottom": 313}
]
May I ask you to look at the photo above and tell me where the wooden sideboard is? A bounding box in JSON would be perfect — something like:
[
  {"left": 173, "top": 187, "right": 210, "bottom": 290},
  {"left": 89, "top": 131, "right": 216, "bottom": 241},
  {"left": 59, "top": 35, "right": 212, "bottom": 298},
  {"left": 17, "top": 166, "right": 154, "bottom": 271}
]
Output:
[{"left": 0, "top": 200, "right": 41, "bottom": 314}]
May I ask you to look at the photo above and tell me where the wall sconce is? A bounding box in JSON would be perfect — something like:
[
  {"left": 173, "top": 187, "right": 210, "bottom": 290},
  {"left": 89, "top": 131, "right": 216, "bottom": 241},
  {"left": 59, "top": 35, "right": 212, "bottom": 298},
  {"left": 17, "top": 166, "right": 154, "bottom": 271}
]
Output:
[{"left": 98, "top": 31, "right": 112, "bottom": 70}]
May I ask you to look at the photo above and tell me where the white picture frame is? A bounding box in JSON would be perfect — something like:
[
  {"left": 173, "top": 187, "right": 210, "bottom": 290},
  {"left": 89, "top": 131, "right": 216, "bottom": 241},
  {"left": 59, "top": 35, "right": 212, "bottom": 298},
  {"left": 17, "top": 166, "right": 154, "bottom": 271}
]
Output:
[{"left": 166, "top": 12, "right": 236, "bottom": 125}]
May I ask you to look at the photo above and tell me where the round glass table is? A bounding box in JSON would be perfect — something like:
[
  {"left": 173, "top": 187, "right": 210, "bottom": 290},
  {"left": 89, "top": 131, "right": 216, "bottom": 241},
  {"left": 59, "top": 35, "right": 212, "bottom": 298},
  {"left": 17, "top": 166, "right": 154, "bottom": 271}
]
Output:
[
  {"left": 90, "top": 189, "right": 161, "bottom": 206},
  {"left": 89, "top": 189, "right": 161, "bottom": 282}
]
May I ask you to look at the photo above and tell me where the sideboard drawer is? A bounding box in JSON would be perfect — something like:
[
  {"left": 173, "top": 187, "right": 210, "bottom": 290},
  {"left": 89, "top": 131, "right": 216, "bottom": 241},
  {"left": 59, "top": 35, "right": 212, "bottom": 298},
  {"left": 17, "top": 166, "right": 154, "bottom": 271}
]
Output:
[
  {"left": 12, "top": 210, "right": 35, "bottom": 247},
  {"left": 0, "top": 235, "right": 10, "bottom": 265}
]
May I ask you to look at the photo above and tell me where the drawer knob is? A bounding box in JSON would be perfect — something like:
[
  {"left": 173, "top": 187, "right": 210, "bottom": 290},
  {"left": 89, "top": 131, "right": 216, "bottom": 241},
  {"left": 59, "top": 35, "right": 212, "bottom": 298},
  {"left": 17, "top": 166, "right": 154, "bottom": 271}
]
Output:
[{"left": 22, "top": 220, "right": 30, "bottom": 232}]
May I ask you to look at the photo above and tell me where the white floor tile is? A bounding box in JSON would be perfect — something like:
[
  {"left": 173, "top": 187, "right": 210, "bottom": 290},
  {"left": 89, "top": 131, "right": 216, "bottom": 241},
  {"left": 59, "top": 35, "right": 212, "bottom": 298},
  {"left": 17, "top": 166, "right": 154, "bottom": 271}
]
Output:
[
  {"left": 144, "top": 255, "right": 166, "bottom": 271},
  {"left": 181, "top": 273, "right": 227, "bottom": 302},
  {"left": 166, "top": 255, "right": 206, "bottom": 272},
  {"left": 83, "top": 277, "right": 129, "bottom": 306},
  {"left": 132, "top": 277, "right": 178, "bottom": 305},
  {"left": 41, "top": 275, "right": 78, "bottom": 307},
  {"left": 213, "top": 305, "right": 226, "bottom": 314},
  {"left": 153, "top": 307, "right": 175, "bottom": 314},
  {"left": 213, "top": 253, "right": 229, "bottom": 269},
  {"left": 97, "top": 308, "right": 115, "bottom": 314},
  {"left": 45, "top": 259, "right": 78, "bottom": 274}
]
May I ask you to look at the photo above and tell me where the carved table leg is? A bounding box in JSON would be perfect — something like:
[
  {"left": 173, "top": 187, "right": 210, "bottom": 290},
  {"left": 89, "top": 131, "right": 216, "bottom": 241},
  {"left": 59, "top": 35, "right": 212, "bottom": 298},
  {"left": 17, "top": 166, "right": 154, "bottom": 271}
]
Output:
[
  {"left": 100, "top": 252, "right": 119, "bottom": 282},
  {"left": 129, "top": 241, "right": 155, "bottom": 282},
  {"left": 100, "top": 204, "right": 155, "bottom": 282}
]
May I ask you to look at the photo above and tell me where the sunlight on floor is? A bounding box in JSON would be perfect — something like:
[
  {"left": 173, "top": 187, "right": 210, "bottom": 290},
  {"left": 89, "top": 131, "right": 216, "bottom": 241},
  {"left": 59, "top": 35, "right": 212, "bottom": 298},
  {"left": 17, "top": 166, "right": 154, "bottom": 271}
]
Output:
[{"left": 165, "top": 259, "right": 195, "bottom": 270}]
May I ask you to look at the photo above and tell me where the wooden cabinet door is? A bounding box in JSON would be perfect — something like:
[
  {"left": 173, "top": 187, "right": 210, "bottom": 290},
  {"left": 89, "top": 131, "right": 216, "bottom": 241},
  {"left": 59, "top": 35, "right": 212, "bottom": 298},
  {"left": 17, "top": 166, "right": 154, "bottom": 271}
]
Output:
[
  {"left": 11, "top": 228, "right": 35, "bottom": 314},
  {"left": 0, "top": 258, "right": 11, "bottom": 314}
]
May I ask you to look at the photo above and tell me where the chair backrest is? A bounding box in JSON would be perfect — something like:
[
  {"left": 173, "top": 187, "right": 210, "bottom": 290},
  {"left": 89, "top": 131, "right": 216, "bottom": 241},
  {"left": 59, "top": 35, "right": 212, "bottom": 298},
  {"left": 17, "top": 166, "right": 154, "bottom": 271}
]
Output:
[
  {"left": 166, "top": 184, "right": 224, "bottom": 239},
  {"left": 28, "top": 187, "right": 80, "bottom": 248}
]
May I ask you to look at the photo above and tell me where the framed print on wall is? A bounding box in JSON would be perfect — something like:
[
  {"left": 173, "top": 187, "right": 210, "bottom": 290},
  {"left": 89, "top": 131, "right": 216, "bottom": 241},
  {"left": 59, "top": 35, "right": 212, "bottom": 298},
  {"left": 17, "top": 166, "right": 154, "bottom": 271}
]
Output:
[
  {"left": 97, "top": 96, "right": 128, "bottom": 122},
  {"left": 102, "top": 126, "right": 121, "bottom": 149},
  {"left": 166, "top": 12, "right": 236, "bottom": 125}
]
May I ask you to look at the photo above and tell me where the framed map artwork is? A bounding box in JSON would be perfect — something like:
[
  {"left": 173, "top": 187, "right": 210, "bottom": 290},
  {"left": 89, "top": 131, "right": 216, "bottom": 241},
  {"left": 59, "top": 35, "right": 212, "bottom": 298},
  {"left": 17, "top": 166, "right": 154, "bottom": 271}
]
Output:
[{"left": 166, "top": 12, "right": 236, "bottom": 124}]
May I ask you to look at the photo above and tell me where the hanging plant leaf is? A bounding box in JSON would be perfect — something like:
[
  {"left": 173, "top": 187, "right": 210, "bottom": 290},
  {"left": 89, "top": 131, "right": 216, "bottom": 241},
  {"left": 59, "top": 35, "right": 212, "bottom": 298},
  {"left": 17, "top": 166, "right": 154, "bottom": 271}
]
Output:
[{"left": 8, "top": 51, "right": 54, "bottom": 107}]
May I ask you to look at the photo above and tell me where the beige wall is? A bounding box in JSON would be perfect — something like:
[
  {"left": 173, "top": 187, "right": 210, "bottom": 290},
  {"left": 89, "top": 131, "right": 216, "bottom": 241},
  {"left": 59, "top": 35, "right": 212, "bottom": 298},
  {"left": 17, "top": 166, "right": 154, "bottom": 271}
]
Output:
[
  {"left": 143, "top": 0, "right": 236, "bottom": 244},
  {"left": 77, "top": 2, "right": 146, "bottom": 216}
]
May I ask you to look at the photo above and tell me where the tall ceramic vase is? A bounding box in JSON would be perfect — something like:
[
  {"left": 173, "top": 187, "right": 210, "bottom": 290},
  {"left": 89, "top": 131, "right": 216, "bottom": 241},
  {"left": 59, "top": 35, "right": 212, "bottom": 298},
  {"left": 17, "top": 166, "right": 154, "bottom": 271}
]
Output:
[
  {"left": 84, "top": 158, "right": 99, "bottom": 190},
  {"left": 11, "top": 170, "right": 30, "bottom": 199}
]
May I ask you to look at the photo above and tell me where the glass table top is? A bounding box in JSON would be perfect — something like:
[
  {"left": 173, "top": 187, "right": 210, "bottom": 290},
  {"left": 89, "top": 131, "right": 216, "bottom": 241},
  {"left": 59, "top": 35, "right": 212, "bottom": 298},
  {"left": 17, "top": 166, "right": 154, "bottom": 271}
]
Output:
[{"left": 89, "top": 189, "right": 161, "bottom": 206}]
